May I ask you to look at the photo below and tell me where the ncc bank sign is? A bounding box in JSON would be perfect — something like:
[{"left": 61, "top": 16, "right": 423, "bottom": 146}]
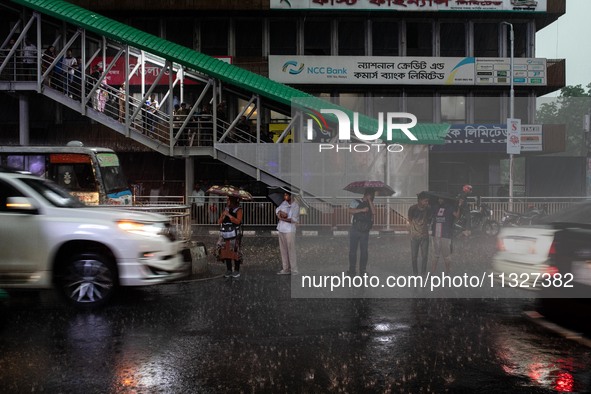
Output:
[{"left": 282, "top": 60, "right": 347, "bottom": 77}]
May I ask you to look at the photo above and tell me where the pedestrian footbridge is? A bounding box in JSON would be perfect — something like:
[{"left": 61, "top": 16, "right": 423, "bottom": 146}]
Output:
[{"left": 0, "top": 0, "right": 448, "bottom": 198}]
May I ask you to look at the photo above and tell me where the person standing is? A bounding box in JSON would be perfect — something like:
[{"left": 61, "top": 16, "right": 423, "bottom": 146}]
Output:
[
  {"left": 97, "top": 81, "right": 108, "bottom": 113},
  {"left": 191, "top": 183, "right": 205, "bottom": 222},
  {"left": 89, "top": 64, "right": 101, "bottom": 109},
  {"left": 41, "top": 45, "right": 56, "bottom": 88},
  {"left": 408, "top": 192, "right": 431, "bottom": 276},
  {"left": 62, "top": 49, "right": 77, "bottom": 97},
  {"left": 276, "top": 188, "right": 300, "bottom": 275},
  {"left": 430, "top": 196, "right": 460, "bottom": 273},
  {"left": 145, "top": 93, "right": 159, "bottom": 133},
  {"left": 347, "top": 189, "right": 375, "bottom": 276},
  {"left": 118, "top": 82, "right": 126, "bottom": 122},
  {"left": 217, "top": 196, "right": 243, "bottom": 278},
  {"left": 22, "top": 39, "right": 37, "bottom": 80}
]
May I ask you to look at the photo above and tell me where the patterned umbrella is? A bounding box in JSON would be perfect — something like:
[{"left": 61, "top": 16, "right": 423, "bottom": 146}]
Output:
[
  {"left": 343, "top": 180, "right": 395, "bottom": 196},
  {"left": 206, "top": 185, "right": 253, "bottom": 201}
]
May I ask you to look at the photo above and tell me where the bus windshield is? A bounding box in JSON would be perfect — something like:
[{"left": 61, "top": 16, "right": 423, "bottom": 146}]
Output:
[{"left": 97, "top": 153, "right": 129, "bottom": 194}]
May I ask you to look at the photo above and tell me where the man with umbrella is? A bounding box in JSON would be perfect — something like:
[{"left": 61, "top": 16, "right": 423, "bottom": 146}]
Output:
[
  {"left": 345, "top": 186, "right": 380, "bottom": 277},
  {"left": 272, "top": 187, "right": 300, "bottom": 275}
]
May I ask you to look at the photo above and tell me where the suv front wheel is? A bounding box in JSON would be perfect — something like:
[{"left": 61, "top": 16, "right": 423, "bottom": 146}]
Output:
[{"left": 56, "top": 253, "right": 117, "bottom": 308}]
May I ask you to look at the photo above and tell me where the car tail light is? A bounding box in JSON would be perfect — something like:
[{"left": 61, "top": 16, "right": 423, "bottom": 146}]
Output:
[
  {"left": 496, "top": 238, "right": 506, "bottom": 252},
  {"left": 548, "top": 240, "right": 556, "bottom": 257},
  {"left": 546, "top": 265, "right": 559, "bottom": 276}
]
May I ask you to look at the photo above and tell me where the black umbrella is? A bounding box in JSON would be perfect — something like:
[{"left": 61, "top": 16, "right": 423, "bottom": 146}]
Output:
[
  {"left": 267, "top": 186, "right": 310, "bottom": 215},
  {"left": 267, "top": 186, "right": 295, "bottom": 207},
  {"left": 422, "top": 191, "right": 457, "bottom": 203}
]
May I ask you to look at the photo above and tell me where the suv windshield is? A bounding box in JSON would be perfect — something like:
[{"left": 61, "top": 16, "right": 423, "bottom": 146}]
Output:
[{"left": 20, "top": 177, "right": 86, "bottom": 208}]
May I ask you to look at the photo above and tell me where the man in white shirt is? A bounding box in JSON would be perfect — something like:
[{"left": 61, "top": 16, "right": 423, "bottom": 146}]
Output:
[
  {"left": 62, "top": 49, "right": 77, "bottom": 97},
  {"left": 276, "top": 188, "right": 300, "bottom": 275}
]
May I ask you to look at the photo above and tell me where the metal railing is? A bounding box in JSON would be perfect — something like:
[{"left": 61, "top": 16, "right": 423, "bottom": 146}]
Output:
[
  {"left": 184, "top": 195, "right": 590, "bottom": 229},
  {"left": 1, "top": 44, "right": 257, "bottom": 149}
]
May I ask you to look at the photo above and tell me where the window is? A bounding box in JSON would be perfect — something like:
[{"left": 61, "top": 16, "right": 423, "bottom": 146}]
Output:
[
  {"left": 338, "top": 20, "right": 365, "bottom": 56},
  {"left": 200, "top": 19, "right": 228, "bottom": 56},
  {"left": 338, "top": 93, "right": 365, "bottom": 113},
  {"left": 474, "top": 95, "right": 501, "bottom": 123},
  {"left": 406, "top": 22, "right": 432, "bottom": 56},
  {"left": 371, "top": 95, "right": 402, "bottom": 118},
  {"left": 372, "top": 20, "right": 399, "bottom": 56},
  {"left": 305, "top": 19, "right": 331, "bottom": 56},
  {"left": 406, "top": 93, "right": 433, "bottom": 122},
  {"left": 474, "top": 23, "right": 499, "bottom": 57},
  {"left": 514, "top": 94, "right": 530, "bottom": 123},
  {"left": 441, "top": 95, "right": 466, "bottom": 124},
  {"left": 270, "top": 19, "right": 297, "bottom": 55},
  {"left": 507, "top": 22, "right": 528, "bottom": 58},
  {"left": 129, "top": 18, "right": 159, "bottom": 37},
  {"left": 440, "top": 23, "right": 466, "bottom": 57},
  {"left": 235, "top": 19, "right": 262, "bottom": 57},
  {"left": 166, "top": 19, "right": 194, "bottom": 49}
]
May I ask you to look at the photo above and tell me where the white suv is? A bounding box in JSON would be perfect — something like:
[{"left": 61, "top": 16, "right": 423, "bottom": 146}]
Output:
[{"left": 0, "top": 168, "right": 189, "bottom": 308}]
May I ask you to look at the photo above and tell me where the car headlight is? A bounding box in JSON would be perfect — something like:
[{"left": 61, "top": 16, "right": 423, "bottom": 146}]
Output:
[{"left": 117, "top": 220, "right": 164, "bottom": 238}]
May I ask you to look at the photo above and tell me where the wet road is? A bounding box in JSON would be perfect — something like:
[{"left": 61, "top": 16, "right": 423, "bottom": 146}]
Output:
[{"left": 1, "top": 234, "right": 590, "bottom": 393}]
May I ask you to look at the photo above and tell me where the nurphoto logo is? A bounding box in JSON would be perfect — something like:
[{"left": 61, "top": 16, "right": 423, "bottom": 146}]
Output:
[{"left": 306, "top": 109, "right": 418, "bottom": 153}]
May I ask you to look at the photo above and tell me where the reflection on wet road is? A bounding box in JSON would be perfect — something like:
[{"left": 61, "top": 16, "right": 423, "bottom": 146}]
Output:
[{"left": 1, "top": 235, "right": 590, "bottom": 392}]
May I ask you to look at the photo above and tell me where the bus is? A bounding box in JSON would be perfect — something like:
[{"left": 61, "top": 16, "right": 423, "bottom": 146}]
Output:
[{"left": 0, "top": 142, "right": 132, "bottom": 205}]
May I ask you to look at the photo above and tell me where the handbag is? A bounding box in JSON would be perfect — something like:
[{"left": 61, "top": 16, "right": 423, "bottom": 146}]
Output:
[{"left": 220, "top": 221, "right": 237, "bottom": 239}]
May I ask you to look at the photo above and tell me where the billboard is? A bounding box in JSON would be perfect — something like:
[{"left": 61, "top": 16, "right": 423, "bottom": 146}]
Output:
[{"left": 269, "top": 56, "right": 546, "bottom": 86}]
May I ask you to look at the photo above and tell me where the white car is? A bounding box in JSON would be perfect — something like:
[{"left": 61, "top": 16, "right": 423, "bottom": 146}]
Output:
[
  {"left": 0, "top": 168, "right": 189, "bottom": 308},
  {"left": 491, "top": 225, "right": 557, "bottom": 289},
  {"left": 491, "top": 202, "right": 591, "bottom": 290}
]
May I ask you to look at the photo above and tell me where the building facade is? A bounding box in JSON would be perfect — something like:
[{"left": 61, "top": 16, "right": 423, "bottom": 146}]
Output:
[{"left": 0, "top": 0, "right": 567, "bottom": 197}]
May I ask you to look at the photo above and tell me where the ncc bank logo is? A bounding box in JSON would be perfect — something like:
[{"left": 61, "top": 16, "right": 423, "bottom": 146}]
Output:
[{"left": 282, "top": 60, "right": 304, "bottom": 75}]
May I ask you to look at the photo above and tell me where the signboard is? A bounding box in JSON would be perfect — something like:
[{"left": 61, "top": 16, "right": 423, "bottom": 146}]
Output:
[
  {"left": 270, "top": 56, "right": 475, "bottom": 85},
  {"left": 269, "top": 56, "right": 546, "bottom": 86},
  {"left": 475, "top": 58, "right": 546, "bottom": 86},
  {"left": 270, "top": 0, "right": 547, "bottom": 12},
  {"left": 429, "top": 123, "right": 541, "bottom": 153},
  {"left": 507, "top": 118, "right": 521, "bottom": 154},
  {"left": 520, "top": 124, "right": 542, "bottom": 152},
  {"left": 89, "top": 56, "right": 231, "bottom": 86}
]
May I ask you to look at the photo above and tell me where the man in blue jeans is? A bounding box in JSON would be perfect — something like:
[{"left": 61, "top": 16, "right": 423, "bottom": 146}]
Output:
[
  {"left": 347, "top": 189, "right": 375, "bottom": 276},
  {"left": 408, "top": 192, "right": 432, "bottom": 276}
]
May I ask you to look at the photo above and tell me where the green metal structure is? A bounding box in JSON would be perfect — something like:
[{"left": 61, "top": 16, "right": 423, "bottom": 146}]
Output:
[{"left": 9, "top": 0, "right": 449, "bottom": 144}]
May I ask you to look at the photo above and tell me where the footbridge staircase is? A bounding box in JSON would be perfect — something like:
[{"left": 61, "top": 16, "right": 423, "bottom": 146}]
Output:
[{"left": 0, "top": 0, "right": 448, "bottom": 199}]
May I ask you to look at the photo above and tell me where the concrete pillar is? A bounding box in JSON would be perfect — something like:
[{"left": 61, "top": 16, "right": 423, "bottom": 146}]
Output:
[
  {"left": 19, "top": 94, "right": 30, "bottom": 146},
  {"left": 185, "top": 156, "right": 195, "bottom": 203}
]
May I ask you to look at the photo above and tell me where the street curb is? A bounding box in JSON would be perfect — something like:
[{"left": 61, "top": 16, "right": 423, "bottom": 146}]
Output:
[{"left": 524, "top": 310, "right": 591, "bottom": 348}]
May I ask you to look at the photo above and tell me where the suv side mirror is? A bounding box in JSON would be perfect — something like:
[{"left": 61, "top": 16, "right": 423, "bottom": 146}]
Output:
[{"left": 6, "top": 196, "right": 39, "bottom": 214}]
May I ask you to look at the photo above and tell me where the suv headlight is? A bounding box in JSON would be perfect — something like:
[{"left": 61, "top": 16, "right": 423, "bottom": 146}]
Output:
[{"left": 117, "top": 220, "right": 165, "bottom": 238}]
